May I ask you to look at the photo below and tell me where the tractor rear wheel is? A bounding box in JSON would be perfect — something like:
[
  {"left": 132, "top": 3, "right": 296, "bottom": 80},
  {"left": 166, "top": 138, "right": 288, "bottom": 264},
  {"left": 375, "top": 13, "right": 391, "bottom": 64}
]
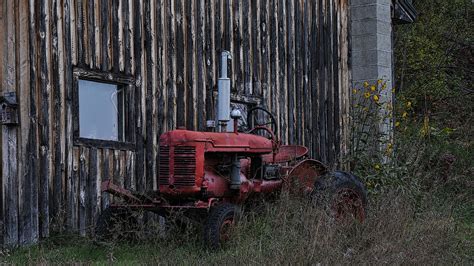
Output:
[
  {"left": 95, "top": 207, "right": 139, "bottom": 242},
  {"left": 312, "top": 171, "right": 367, "bottom": 222},
  {"left": 203, "top": 203, "right": 237, "bottom": 249}
]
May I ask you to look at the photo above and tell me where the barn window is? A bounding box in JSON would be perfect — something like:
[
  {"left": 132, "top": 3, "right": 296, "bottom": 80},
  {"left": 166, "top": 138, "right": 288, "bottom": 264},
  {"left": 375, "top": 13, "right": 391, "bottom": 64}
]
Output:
[
  {"left": 78, "top": 80, "right": 125, "bottom": 141},
  {"left": 73, "top": 68, "right": 135, "bottom": 149}
]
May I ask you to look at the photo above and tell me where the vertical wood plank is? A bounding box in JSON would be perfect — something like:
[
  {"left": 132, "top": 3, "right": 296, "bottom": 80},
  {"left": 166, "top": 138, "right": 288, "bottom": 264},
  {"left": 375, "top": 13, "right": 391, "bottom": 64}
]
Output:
[
  {"left": 70, "top": 0, "right": 77, "bottom": 65},
  {"left": 117, "top": 150, "right": 124, "bottom": 189},
  {"left": 319, "top": 0, "right": 327, "bottom": 163},
  {"left": 134, "top": 0, "right": 145, "bottom": 192},
  {"left": 112, "top": 0, "right": 119, "bottom": 73},
  {"left": 95, "top": 149, "right": 103, "bottom": 213},
  {"left": 232, "top": 0, "right": 241, "bottom": 93},
  {"left": 175, "top": 0, "right": 185, "bottom": 128},
  {"left": 196, "top": 0, "right": 205, "bottom": 130},
  {"left": 88, "top": 147, "right": 98, "bottom": 234},
  {"left": 38, "top": 0, "right": 51, "bottom": 238},
  {"left": 185, "top": 0, "right": 194, "bottom": 130},
  {"left": 88, "top": 0, "right": 96, "bottom": 68},
  {"left": 17, "top": 1, "right": 37, "bottom": 245},
  {"left": 270, "top": 0, "right": 279, "bottom": 137},
  {"left": 70, "top": 147, "right": 80, "bottom": 231},
  {"left": 64, "top": 0, "right": 76, "bottom": 232},
  {"left": 123, "top": 0, "right": 131, "bottom": 74},
  {"left": 204, "top": 0, "right": 215, "bottom": 123},
  {"left": 78, "top": 147, "right": 89, "bottom": 236},
  {"left": 125, "top": 150, "right": 135, "bottom": 190},
  {"left": 101, "top": 149, "right": 110, "bottom": 209},
  {"left": 94, "top": 0, "right": 101, "bottom": 67},
  {"left": 339, "top": 0, "right": 350, "bottom": 166},
  {"left": 58, "top": 0, "right": 68, "bottom": 229},
  {"left": 144, "top": 0, "right": 154, "bottom": 190},
  {"left": 303, "top": 0, "right": 312, "bottom": 155},
  {"left": 277, "top": 0, "right": 287, "bottom": 143},
  {"left": 51, "top": 0, "right": 64, "bottom": 225},
  {"left": 166, "top": 0, "right": 176, "bottom": 131},
  {"left": 2, "top": 0, "right": 19, "bottom": 246},
  {"left": 332, "top": 0, "right": 341, "bottom": 164},
  {"left": 286, "top": 0, "right": 295, "bottom": 144},
  {"left": 18, "top": 0, "right": 37, "bottom": 245},
  {"left": 215, "top": 0, "right": 223, "bottom": 78},
  {"left": 118, "top": 0, "right": 124, "bottom": 72},
  {"left": 100, "top": 0, "right": 109, "bottom": 71},
  {"left": 251, "top": 0, "right": 260, "bottom": 96},
  {"left": 242, "top": 0, "right": 250, "bottom": 95},
  {"left": 311, "top": 0, "right": 320, "bottom": 160},
  {"left": 260, "top": 0, "right": 270, "bottom": 111},
  {"left": 156, "top": 0, "right": 165, "bottom": 134},
  {"left": 76, "top": 0, "right": 85, "bottom": 66}
]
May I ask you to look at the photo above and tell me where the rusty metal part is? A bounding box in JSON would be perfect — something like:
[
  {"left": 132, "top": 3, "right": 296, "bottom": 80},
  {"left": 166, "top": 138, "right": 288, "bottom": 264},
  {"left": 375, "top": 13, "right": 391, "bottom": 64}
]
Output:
[
  {"left": 331, "top": 188, "right": 365, "bottom": 222},
  {"left": 285, "top": 159, "right": 328, "bottom": 194}
]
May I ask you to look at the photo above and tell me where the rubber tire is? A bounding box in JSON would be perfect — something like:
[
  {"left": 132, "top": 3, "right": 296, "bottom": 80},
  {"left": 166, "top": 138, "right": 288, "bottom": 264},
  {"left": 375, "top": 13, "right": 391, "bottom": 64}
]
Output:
[
  {"left": 203, "top": 203, "right": 237, "bottom": 250},
  {"left": 95, "top": 208, "right": 137, "bottom": 242},
  {"left": 312, "top": 171, "right": 367, "bottom": 222}
]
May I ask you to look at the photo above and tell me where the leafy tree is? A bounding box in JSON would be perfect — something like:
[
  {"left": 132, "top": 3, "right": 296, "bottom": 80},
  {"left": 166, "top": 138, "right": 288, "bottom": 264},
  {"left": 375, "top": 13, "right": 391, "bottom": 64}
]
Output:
[{"left": 394, "top": 0, "right": 473, "bottom": 130}]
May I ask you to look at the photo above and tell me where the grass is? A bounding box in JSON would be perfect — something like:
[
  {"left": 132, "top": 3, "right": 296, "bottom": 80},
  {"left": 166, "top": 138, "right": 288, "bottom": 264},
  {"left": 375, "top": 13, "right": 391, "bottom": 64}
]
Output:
[{"left": 1, "top": 191, "right": 471, "bottom": 264}]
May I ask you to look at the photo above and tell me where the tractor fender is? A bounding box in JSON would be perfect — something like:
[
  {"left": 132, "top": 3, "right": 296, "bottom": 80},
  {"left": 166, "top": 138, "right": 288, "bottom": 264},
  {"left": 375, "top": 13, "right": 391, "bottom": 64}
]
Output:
[{"left": 285, "top": 159, "right": 328, "bottom": 194}]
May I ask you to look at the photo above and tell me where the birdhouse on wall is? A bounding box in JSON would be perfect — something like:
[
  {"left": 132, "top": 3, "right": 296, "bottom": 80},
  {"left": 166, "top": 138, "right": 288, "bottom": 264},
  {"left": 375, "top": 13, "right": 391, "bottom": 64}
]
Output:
[{"left": 0, "top": 92, "right": 19, "bottom": 126}]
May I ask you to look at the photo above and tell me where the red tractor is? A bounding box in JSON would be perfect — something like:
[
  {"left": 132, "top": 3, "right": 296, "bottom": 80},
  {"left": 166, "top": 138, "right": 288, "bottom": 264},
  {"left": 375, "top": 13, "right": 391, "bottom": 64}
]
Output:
[{"left": 96, "top": 107, "right": 367, "bottom": 249}]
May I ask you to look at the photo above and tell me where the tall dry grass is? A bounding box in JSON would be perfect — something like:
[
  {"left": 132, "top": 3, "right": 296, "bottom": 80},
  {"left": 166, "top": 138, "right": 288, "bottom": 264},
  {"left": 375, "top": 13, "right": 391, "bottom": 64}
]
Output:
[
  {"left": 2, "top": 191, "right": 468, "bottom": 264},
  {"left": 213, "top": 192, "right": 461, "bottom": 265}
]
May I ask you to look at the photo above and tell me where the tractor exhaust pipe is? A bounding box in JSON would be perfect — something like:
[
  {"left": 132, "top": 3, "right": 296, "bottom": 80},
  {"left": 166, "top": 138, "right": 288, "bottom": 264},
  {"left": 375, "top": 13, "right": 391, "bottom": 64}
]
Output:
[{"left": 217, "top": 50, "right": 232, "bottom": 132}]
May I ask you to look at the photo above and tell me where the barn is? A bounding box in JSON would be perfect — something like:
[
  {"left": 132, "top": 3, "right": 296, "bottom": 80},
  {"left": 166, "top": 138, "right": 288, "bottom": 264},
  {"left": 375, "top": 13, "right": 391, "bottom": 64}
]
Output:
[{"left": 0, "top": 0, "right": 415, "bottom": 246}]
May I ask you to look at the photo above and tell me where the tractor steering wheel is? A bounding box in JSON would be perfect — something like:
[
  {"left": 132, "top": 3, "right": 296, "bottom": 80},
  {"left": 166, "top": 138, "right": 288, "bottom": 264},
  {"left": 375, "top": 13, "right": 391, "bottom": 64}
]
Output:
[{"left": 246, "top": 107, "right": 278, "bottom": 139}]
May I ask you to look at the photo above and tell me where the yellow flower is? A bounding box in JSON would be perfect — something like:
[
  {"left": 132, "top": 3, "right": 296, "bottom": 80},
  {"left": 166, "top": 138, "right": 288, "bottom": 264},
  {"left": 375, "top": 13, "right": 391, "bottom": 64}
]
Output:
[
  {"left": 352, "top": 89, "right": 358, "bottom": 94},
  {"left": 387, "top": 143, "right": 393, "bottom": 149},
  {"left": 373, "top": 95, "right": 379, "bottom": 102},
  {"left": 377, "top": 79, "right": 382, "bottom": 84},
  {"left": 395, "top": 121, "right": 400, "bottom": 127},
  {"left": 402, "top": 112, "right": 408, "bottom": 118},
  {"left": 370, "top": 85, "right": 376, "bottom": 91},
  {"left": 406, "top": 101, "right": 412, "bottom": 108},
  {"left": 374, "top": 164, "right": 381, "bottom": 170},
  {"left": 385, "top": 148, "right": 393, "bottom": 156},
  {"left": 382, "top": 83, "right": 387, "bottom": 90},
  {"left": 364, "top": 92, "right": 371, "bottom": 98},
  {"left": 363, "top": 107, "right": 369, "bottom": 112},
  {"left": 363, "top": 81, "right": 369, "bottom": 88},
  {"left": 392, "top": 88, "right": 396, "bottom": 93}
]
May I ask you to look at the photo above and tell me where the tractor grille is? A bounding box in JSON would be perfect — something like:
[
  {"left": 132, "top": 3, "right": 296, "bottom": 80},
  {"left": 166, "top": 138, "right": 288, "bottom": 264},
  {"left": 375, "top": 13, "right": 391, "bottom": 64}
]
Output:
[
  {"left": 158, "top": 146, "right": 170, "bottom": 185},
  {"left": 158, "top": 145, "right": 196, "bottom": 187}
]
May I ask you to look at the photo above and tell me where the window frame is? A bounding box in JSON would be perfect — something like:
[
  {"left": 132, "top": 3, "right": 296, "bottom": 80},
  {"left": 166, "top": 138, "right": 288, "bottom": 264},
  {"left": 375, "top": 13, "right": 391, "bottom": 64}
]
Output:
[{"left": 73, "top": 68, "right": 135, "bottom": 150}]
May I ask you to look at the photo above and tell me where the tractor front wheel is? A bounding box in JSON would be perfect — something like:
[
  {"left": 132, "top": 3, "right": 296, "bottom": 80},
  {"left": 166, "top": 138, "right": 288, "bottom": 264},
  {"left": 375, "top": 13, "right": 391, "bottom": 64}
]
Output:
[
  {"left": 312, "top": 171, "right": 367, "bottom": 222},
  {"left": 203, "top": 203, "right": 237, "bottom": 249}
]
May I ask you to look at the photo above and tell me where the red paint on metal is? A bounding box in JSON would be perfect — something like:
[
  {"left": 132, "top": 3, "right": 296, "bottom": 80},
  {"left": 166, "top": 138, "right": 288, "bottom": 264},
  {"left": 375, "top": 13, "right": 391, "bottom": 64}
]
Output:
[
  {"left": 160, "top": 129, "right": 274, "bottom": 153},
  {"left": 262, "top": 145, "right": 308, "bottom": 163}
]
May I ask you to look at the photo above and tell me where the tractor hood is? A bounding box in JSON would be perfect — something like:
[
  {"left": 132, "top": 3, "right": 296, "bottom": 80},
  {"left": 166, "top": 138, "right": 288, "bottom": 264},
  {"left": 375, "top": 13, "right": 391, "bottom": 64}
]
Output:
[{"left": 159, "top": 129, "right": 274, "bottom": 154}]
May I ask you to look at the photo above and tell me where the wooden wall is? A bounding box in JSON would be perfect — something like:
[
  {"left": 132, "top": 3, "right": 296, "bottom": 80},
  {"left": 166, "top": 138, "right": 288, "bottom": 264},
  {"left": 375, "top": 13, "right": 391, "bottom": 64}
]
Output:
[{"left": 0, "top": 0, "right": 350, "bottom": 246}]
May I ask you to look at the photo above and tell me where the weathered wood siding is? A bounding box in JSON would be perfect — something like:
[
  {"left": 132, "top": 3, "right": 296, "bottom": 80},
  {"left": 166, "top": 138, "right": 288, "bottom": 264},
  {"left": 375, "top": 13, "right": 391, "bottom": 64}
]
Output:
[{"left": 1, "top": 0, "right": 350, "bottom": 246}]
